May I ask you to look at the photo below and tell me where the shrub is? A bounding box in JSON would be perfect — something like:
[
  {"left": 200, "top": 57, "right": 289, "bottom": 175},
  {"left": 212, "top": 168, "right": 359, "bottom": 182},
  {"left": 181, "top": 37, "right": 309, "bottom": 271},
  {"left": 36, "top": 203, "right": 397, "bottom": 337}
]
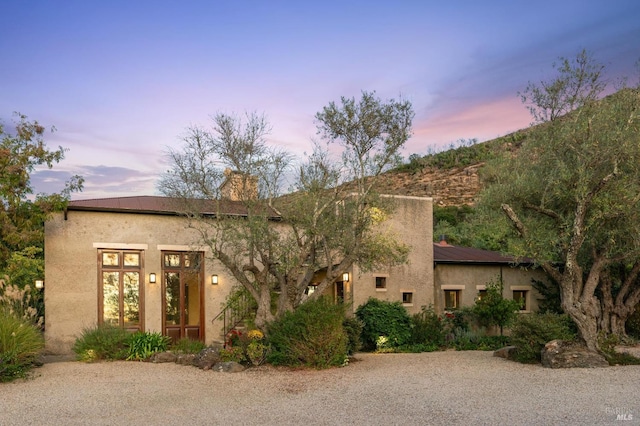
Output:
[
  {"left": 626, "top": 304, "right": 640, "bottom": 339},
  {"left": 473, "top": 278, "right": 521, "bottom": 336},
  {"left": 219, "top": 346, "right": 244, "bottom": 363},
  {"left": 510, "top": 313, "right": 577, "bottom": 363},
  {"left": 356, "top": 298, "right": 411, "bottom": 351},
  {"left": 342, "top": 317, "right": 363, "bottom": 355},
  {"left": 266, "top": 297, "right": 347, "bottom": 368},
  {"left": 448, "top": 328, "right": 510, "bottom": 351},
  {"left": 126, "top": 331, "right": 171, "bottom": 360},
  {"left": 171, "top": 338, "right": 207, "bottom": 354},
  {"left": 73, "top": 323, "right": 130, "bottom": 361},
  {"left": 410, "top": 305, "right": 445, "bottom": 346},
  {"left": 0, "top": 308, "right": 44, "bottom": 382}
]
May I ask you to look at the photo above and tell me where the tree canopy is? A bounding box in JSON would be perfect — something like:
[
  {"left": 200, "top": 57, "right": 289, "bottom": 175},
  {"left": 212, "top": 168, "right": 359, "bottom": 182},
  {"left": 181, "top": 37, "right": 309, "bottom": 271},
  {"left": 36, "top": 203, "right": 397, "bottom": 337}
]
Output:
[
  {"left": 477, "top": 51, "right": 640, "bottom": 351},
  {"left": 0, "top": 114, "right": 83, "bottom": 318},
  {"left": 159, "top": 92, "right": 414, "bottom": 329}
]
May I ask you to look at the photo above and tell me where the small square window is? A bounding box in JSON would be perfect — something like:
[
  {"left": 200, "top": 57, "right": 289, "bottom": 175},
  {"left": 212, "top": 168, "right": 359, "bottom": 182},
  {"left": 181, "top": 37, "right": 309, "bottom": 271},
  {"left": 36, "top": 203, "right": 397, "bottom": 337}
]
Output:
[
  {"left": 375, "top": 277, "right": 386, "bottom": 289},
  {"left": 513, "top": 290, "right": 528, "bottom": 311},
  {"left": 402, "top": 292, "right": 413, "bottom": 304},
  {"left": 477, "top": 290, "right": 487, "bottom": 301},
  {"left": 444, "top": 290, "right": 460, "bottom": 309}
]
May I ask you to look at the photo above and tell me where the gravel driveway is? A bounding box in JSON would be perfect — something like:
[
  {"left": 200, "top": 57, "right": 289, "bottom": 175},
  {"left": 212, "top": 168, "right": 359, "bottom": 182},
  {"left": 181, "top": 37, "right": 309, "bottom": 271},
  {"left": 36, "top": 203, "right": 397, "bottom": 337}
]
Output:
[{"left": 2, "top": 351, "right": 639, "bottom": 425}]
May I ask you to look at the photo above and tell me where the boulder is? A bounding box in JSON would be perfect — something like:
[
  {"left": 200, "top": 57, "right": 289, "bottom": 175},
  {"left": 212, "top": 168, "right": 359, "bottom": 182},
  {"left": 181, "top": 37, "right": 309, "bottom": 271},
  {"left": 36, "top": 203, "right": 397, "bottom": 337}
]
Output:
[
  {"left": 194, "top": 345, "right": 223, "bottom": 370},
  {"left": 541, "top": 339, "right": 609, "bottom": 368},
  {"left": 493, "top": 346, "right": 517, "bottom": 359},
  {"left": 150, "top": 351, "right": 177, "bottom": 363},
  {"left": 213, "top": 361, "right": 245, "bottom": 373},
  {"left": 175, "top": 353, "right": 197, "bottom": 365}
]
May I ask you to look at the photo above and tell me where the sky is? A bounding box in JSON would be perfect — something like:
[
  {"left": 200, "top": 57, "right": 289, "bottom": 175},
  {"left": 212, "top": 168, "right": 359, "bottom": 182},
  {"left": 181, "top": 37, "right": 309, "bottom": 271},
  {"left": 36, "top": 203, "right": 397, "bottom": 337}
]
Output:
[{"left": 1, "top": 1, "right": 639, "bottom": 200}]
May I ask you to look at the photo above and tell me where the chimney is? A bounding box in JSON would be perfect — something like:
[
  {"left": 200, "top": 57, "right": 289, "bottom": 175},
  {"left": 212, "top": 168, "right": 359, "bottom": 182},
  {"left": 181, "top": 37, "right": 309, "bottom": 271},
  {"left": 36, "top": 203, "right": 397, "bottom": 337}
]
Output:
[
  {"left": 220, "top": 169, "right": 258, "bottom": 201},
  {"left": 438, "top": 235, "right": 448, "bottom": 246}
]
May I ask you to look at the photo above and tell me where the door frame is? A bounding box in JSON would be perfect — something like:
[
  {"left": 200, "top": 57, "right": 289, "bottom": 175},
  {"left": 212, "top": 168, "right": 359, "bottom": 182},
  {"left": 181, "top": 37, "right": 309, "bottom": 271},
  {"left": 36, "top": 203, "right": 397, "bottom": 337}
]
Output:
[{"left": 161, "top": 251, "right": 205, "bottom": 342}]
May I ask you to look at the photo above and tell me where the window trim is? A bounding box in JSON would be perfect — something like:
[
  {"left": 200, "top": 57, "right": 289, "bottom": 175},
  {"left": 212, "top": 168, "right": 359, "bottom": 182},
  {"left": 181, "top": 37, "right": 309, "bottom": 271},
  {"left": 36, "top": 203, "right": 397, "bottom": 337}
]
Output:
[
  {"left": 375, "top": 276, "right": 388, "bottom": 291},
  {"left": 97, "top": 249, "right": 145, "bottom": 332},
  {"left": 402, "top": 291, "right": 414, "bottom": 306},
  {"left": 443, "top": 289, "right": 461, "bottom": 310}
]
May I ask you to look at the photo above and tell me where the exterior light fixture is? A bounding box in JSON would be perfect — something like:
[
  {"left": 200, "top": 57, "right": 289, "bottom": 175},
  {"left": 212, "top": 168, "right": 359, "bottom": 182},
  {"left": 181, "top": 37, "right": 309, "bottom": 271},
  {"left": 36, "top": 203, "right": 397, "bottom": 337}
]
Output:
[
  {"left": 211, "top": 274, "right": 219, "bottom": 285},
  {"left": 149, "top": 273, "right": 156, "bottom": 284},
  {"left": 342, "top": 272, "right": 349, "bottom": 282},
  {"left": 35, "top": 279, "right": 44, "bottom": 289}
]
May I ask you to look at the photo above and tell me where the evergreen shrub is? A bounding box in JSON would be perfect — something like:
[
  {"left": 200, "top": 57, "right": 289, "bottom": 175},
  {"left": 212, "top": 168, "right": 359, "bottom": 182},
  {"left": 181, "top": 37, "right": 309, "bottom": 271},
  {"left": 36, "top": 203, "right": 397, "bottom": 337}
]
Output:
[
  {"left": 356, "top": 298, "right": 411, "bottom": 350},
  {"left": 510, "top": 313, "right": 577, "bottom": 363},
  {"left": 73, "top": 323, "right": 130, "bottom": 361},
  {"left": 266, "top": 297, "right": 347, "bottom": 368}
]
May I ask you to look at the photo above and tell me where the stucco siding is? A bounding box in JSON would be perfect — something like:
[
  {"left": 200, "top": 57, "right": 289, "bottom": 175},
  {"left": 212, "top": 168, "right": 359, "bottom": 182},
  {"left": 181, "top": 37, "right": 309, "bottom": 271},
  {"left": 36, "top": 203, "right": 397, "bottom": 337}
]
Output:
[
  {"left": 434, "top": 263, "right": 546, "bottom": 312},
  {"left": 44, "top": 210, "right": 235, "bottom": 353},
  {"left": 352, "top": 196, "right": 434, "bottom": 315}
]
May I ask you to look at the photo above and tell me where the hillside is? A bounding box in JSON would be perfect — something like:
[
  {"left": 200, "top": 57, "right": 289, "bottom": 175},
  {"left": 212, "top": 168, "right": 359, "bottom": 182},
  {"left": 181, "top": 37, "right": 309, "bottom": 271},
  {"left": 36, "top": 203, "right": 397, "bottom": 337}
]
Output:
[{"left": 374, "top": 129, "right": 527, "bottom": 207}]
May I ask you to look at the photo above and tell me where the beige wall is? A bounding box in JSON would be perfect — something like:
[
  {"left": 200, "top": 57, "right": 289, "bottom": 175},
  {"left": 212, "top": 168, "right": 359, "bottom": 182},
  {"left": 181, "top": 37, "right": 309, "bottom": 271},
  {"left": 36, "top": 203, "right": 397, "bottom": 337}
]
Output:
[
  {"left": 44, "top": 195, "right": 435, "bottom": 353},
  {"left": 434, "top": 263, "right": 547, "bottom": 313},
  {"left": 44, "top": 210, "right": 235, "bottom": 354},
  {"left": 351, "top": 195, "right": 434, "bottom": 315}
]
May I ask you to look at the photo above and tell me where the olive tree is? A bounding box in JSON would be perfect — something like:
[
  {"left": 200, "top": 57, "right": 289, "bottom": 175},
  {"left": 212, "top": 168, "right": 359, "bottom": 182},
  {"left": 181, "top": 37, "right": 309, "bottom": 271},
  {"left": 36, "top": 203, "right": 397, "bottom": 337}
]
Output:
[
  {"left": 159, "top": 92, "right": 414, "bottom": 329},
  {"left": 478, "top": 51, "right": 640, "bottom": 351}
]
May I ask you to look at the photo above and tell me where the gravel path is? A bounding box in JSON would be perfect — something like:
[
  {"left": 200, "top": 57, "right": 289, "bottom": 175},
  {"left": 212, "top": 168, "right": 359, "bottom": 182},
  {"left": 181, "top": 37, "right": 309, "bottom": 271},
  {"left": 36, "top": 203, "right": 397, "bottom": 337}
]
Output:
[{"left": 2, "top": 351, "right": 639, "bottom": 425}]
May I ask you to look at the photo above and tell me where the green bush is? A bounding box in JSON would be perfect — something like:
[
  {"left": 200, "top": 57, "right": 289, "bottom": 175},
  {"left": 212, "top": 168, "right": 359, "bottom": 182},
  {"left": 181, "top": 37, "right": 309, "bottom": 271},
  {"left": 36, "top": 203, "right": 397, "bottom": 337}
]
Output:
[
  {"left": 73, "top": 323, "right": 130, "bottom": 362},
  {"left": 510, "top": 313, "right": 577, "bottom": 363},
  {"left": 356, "top": 298, "right": 412, "bottom": 351},
  {"left": 0, "top": 308, "right": 44, "bottom": 382},
  {"left": 448, "top": 328, "right": 510, "bottom": 351},
  {"left": 171, "top": 338, "right": 207, "bottom": 354},
  {"left": 410, "top": 305, "right": 445, "bottom": 346},
  {"left": 342, "top": 317, "right": 364, "bottom": 355},
  {"left": 626, "top": 304, "right": 640, "bottom": 339},
  {"left": 266, "top": 297, "right": 347, "bottom": 368},
  {"left": 126, "top": 331, "right": 171, "bottom": 360}
]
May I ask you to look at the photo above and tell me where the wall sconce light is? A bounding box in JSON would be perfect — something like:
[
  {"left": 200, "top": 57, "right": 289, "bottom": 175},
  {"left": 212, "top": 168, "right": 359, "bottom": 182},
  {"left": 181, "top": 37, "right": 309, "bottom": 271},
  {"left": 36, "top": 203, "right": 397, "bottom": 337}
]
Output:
[
  {"left": 35, "top": 279, "right": 44, "bottom": 289},
  {"left": 342, "top": 272, "right": 349, "bottom": 282},
  {"left": 211, "top": 274, "right": 218, "bottom": 285},
  {"left": 149, "top": 273, "right": 156, "bottom": 284}
]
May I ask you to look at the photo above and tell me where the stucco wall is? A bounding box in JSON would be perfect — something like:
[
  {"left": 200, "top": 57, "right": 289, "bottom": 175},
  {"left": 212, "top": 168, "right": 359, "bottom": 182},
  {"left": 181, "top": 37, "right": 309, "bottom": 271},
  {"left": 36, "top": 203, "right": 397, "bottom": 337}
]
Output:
[
  {"left": 351, "top": 195, "right": 434, "bottom": 315},
  {"left": 44, "top": 210, "right": 236, "bottom": 354},
  {"left": 434, "top": 263, "right": 547, "bottom": 313}
]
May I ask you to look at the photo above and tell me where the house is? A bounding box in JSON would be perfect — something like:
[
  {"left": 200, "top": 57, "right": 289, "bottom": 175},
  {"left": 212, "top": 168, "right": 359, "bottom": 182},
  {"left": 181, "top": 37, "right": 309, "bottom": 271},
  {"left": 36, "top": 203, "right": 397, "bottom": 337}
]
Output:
[
  {"left": 43, "top": 194, "right": 434, "bottom": 354},
  {"left": 433, "top": 239, "right": 546, "bottom": 313}
]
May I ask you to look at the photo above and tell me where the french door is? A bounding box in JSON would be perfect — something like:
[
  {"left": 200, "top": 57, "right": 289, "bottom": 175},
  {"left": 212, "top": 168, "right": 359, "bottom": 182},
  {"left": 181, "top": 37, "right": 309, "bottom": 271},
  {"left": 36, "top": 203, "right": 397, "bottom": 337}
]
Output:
[{"left": 162, "top": 252, "right": 204, "bottom": 343}]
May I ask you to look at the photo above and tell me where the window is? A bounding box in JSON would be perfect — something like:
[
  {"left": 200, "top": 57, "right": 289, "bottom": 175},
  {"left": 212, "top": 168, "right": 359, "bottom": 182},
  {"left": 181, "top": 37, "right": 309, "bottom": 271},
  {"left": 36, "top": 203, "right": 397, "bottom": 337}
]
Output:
[
  {"left": 444, "top": 290, "right": 460, "bottom": 310},
  {"left": 477, "top": 290, "right": 487, "bottom": 301},
  {"left": 375, "top": 277, "right": 387, "bottom": 289},
  {"left": 513, "top": 290, "right": 528, "bottom": 311},
  {"left": 402, "top": 292, "right": 413, "bottom": 305},
  {"left": 99, "top": 249, "right": 143, "bottom": 331}
]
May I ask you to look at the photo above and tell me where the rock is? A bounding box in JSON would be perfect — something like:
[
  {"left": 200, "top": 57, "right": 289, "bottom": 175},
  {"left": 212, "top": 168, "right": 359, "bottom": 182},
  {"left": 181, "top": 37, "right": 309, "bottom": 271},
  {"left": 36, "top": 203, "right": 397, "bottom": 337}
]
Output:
[
  {"left": 541, "top": 339, "right": 609, "bottom": 368},
  {"left": 194, "top": 345, "right": 223, "bottom": 370},
  {"left": 150, "top": 352, "right": 177, "bottom": 363},
  {"left": 175, "top": 353, "right": 197, "bottom": 365},
  {"left": 493, "top": 346, "right": 517, "bottom": 359},
  {"left": 213, "top": 361, "right": 245, "bottom": 373}
]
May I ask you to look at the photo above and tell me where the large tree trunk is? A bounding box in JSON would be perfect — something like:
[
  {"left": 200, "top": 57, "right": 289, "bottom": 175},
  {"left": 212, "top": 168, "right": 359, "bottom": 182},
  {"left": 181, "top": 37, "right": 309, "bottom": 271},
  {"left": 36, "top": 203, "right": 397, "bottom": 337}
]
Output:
[{"left": 254, "top": 287, "right": 275, "bottom": 331}]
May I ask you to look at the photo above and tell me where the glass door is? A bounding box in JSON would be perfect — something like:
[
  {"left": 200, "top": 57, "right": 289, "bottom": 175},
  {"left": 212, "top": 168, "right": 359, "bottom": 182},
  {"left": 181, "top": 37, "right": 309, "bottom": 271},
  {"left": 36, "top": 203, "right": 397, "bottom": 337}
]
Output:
[{"left": 162, "top": 252, "right": 204, "bottom": 343}]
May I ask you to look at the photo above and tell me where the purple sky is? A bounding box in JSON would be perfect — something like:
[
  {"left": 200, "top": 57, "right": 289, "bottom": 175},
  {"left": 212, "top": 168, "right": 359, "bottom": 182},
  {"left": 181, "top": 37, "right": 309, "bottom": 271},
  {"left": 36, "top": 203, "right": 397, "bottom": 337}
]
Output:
[{"left": 2, "top": 1, "right": 639, "bottom": 199}]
